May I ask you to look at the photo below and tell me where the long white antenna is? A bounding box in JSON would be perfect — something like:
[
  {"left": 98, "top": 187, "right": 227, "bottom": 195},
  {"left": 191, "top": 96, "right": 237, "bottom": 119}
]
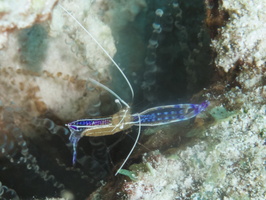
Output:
[
  {"left": 88, "top": 77, "right": 130, "bottom": 109},
  {"left": 58, "top": 4, "right": 134, "bottom": 100},
  {"left": 115, "top": 114, "right": 141, "bottom": 176},
  {"left": 59, "top": 3, "right": 139, "bottom": 176}
]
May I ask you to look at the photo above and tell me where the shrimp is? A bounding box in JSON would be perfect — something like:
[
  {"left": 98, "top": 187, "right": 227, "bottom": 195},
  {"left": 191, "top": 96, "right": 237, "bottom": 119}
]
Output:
[{"left": 59, "top": 4, "right": 210, "bottom": 176}]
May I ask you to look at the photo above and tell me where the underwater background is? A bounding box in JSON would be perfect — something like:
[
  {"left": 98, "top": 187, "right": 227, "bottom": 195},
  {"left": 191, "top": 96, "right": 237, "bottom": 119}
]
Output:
[{"left": 0, "top": 0, "right": 265, "bottom": 199}]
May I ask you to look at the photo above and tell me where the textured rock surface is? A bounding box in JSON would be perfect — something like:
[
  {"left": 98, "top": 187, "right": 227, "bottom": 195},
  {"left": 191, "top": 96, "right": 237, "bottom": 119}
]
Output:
[
  {"left": 0, "top": 0, "right": 58, "bottom": 48},
  {"left": 211, "top": 0, "right": 266, "bottom": 72},
  {"left": 0, "top": 0, "right": 116, "bottom": 120},
  {"left": 116, "top": 95, "right": 265, "bottom": 200}
]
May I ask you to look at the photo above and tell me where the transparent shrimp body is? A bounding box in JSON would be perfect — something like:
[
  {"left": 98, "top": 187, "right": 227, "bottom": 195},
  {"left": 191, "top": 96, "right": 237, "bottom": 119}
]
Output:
[
  {"left": 67, "top": 101, "right": 209, "bottom": 137},
  {"left": 66, "top": 107, "right": 134, "bottom": 164},
  {"left": 66, "top": 101, "right": 209, "bottom": 164},
  {"left": 132, "top": 100, "right": 210, "bottom": 126},
  {"left": 67, "top": 108, "right": 134, "bottom": 137}
]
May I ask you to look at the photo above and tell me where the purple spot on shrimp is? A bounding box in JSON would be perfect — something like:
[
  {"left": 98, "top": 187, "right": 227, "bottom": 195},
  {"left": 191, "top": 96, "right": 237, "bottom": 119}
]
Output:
[
  {"left": 201, "top": 100, "right": 210, "bottom": 110},
  {"left": 70, "top": 125, "right": 77, "bottom": 130}
]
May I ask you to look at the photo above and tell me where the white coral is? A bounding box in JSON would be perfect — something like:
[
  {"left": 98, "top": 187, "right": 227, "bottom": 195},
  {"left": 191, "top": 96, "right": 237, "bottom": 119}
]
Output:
[
  {"left": 0, "top": 0, "right": 58, "bottom": 48},
  {"left": 212, "top": 0, "right": 266, "bottom": 72},
  {"left": 0, "top": 0, "right": 116, "bottom": 120}
]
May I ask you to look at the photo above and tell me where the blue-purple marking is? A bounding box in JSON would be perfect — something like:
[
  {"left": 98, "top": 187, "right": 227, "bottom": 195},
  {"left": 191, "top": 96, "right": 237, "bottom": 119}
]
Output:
[
  {"left": 66, "top": 101, "right": 210, "bottom": 164},
  {"left": 132, "top": 100, "right": 209, "bottom": 126}
]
